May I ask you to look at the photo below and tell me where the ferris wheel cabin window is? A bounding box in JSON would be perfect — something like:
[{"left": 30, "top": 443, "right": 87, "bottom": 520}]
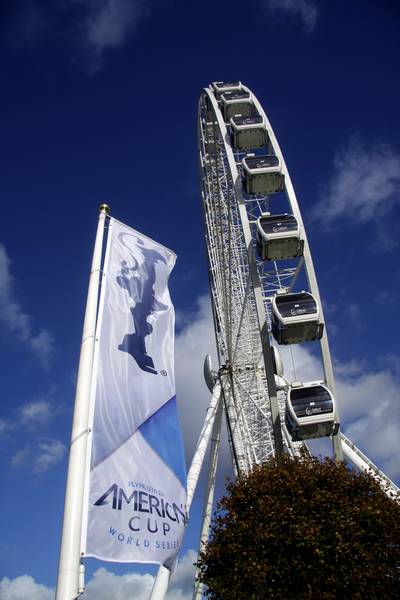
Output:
[
  {"left": 290, "top": 386, "right": 334, "bottom": 418},
  {"left": 275, "top": 292, "right": 318, "bottom": 318}
]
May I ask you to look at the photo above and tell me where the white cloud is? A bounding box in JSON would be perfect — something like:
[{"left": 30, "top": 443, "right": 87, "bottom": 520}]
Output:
[
  {"left": 175, "top": 295, "right": 218, "bottom": 459},
  {"left": 347, "top": 303, "right": 362, "bottom": 332},
  {"left": 337, "top": 368, "right": 400, "bottom": 480},
  {"left": 0, "top": 574, "right": 53, "bottom": 600},
  {"left": 10, "top": 447, "right": 30, "bottom": 468},
  {"left": 262, "top": 0, "right": 318, "bottom": 32},
  {"left": 33, "top": 439, "right": 66, "bottom": 473},
  {"left": 0, "top": 246, "right": 31, "bottom": 339},
  {"left": 19, "top": 400, "right": 53, "bottom": 427},
  {"left": 174, "top": 295, "right": 234, "bottom": 503},
  {"left": 4, "top": 1, "right": 152, "bottom": 73},
  {"left": 82, "top": 567, "right": 154, "bottom": 599},
  {"left": 82, "top": 550, "right": 196, "bottom": 599},
  {"left": 0, "top": 550, "right": 197, "bottom": 600},
  {"left": 2, "top": 390, "right": 56, "bottom": 456},
  {"left": 0, "top": 244, "right": 54, "bottom": 369},
  {"left": 168, "top": 549, "right": 197, "bottom": 598},
  {"left": 78, "top": 0, "right": 149, "bottom": 57},
  {"left": 30, "top": 330, "right": 54, "bottom": 370},
  {"left": 175, "top": 295, "right": 228, "bottom": 467},
  {"left": 314, "top": 137, "right": 400, "bottom": 228},
  {"left": 0, "top": 418, "right": 14, "bottom": 435},
  {"left": 279, "top": 343, "right": 324, "bottom": 383},
  {"left": 11, "top": 439, "right": 66, "bottom": 473}
]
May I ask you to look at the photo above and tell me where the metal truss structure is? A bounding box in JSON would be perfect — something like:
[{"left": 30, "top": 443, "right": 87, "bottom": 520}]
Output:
[{"left": 198, "top": 82, "right": 342, "bottom": 468}]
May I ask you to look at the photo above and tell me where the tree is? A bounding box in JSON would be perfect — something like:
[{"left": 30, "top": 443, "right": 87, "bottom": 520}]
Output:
[{"left": 197, "top": 454, "right": 400, "bottom": 599}]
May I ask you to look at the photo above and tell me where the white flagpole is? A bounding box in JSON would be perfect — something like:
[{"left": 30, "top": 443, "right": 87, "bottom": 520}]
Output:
[
  {"left": 56, "top": 204, "right": 110, "bottom": 600},
  {"left": 192, "top": 399, "right": 223, "bottom": 600},
  {"left": 149, "top": 379, "right": 223, "bottom": 600}
]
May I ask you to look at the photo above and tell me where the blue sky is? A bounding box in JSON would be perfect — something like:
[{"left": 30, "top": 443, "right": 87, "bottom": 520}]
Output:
[{"left": 0, "top": 0, "right": 399, "bottom": 598}]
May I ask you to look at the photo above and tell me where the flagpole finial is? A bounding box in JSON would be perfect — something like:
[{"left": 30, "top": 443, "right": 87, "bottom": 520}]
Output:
[{"left": 99, "top": 203, "right": 111, "bottom": 214}]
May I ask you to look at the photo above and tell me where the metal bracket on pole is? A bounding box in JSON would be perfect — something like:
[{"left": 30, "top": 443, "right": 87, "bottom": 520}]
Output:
[
  {"left": 149, "top": 376, "right": 223, "bottom": 600},
  {"left": 78, "top": 563, "right": 85, "bottom": 596}
]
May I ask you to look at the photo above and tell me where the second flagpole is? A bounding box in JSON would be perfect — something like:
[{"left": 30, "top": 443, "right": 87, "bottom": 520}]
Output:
[{"left": 55, "top": 204, "right": 110, "bottom": 600}]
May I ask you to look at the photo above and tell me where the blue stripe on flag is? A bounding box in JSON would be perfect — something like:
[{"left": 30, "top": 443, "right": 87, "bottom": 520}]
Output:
[{"left": 139, "top": 396, "right": 187, "bottom": 489}]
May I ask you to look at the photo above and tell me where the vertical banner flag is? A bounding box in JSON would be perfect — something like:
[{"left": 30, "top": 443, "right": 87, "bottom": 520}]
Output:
[{"left": 81, "top": 218, "right": 187, "bottom": 567}]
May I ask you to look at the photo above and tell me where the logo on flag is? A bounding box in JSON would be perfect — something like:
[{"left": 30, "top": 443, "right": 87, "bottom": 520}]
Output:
[
  {"left": 81, "top": 218, "right": 187, "bottom": 567},
  {"left": 116, "top": 233, "right": 169, "bottom": 374}
]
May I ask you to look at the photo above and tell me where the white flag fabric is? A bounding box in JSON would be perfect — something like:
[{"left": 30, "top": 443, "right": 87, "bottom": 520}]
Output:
[{"left": 81, "top": 218, "right": 187, "bottom": 567}]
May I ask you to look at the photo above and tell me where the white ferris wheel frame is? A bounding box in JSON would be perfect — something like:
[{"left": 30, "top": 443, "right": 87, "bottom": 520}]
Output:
[{"left": 198, "top": 84, "right": 343, "bottom": 464}]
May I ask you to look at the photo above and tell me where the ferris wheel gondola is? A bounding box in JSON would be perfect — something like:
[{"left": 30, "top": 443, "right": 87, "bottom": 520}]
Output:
[
  {"left": 242, "top": 154, "right": 285, "bottom": 194},
  {"left": 212, "top": 80, "right": 242, "bottom": 99},
  {"left": 271, "top": 291, "right": 324, "bottom": 345},
  {"left": 256, "top": 213, "right": 303, "bottom": 261},
  {"left": 221, "top": 90, "right": 254, "bottom": 121},
  {"left": 285, "top": 382, "right": 337, "bottom": 441},
  {"left": 230, "top": 114, "right": 267, "bottom": 149}
]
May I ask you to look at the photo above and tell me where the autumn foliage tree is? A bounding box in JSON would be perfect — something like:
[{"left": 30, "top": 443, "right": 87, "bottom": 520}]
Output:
[{"left": 197, "top": 454, "right": 400, "bottom": 599}]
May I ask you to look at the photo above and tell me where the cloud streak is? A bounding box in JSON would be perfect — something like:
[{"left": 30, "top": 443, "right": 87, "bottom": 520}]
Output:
[
  {"left": 262, "top": 0, "right": 318, "bottom": 32},
  {"left": 77, "top": 0, "right": 149, "bottom": 60},
  {"left": 6, "top": 390, "right": 63, "bottom": 473},
  {"left": 175, "top": 295, "right": 220, "bottom": 463},
  {"left": 313, "top": 136, "right": 400, "bottom": 230},
  {"left": 33, "top": 439, "right": 67, "bottom": 473},
  {"left": 0, "top": 418, "right": 14, "bottom": 435},
  {"left": 3, "top": 0, "right": 153, "bottom": 73},
  {"left": 19, "top": 399, "right": 54, "bottom": 427},
  {"left": 11, "top": 438, "right": 66, "bottom": 474},
  {"left": 0, "top": 244, "right": 54, "bottom": 369}
]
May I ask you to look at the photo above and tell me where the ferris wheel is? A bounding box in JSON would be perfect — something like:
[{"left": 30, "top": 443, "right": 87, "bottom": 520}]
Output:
[
  {"left": 149, "top": 81, "right": 398, "bottom": 600},
  {"left": 198, "top": 80, "right": 343, "bottom": 468}
]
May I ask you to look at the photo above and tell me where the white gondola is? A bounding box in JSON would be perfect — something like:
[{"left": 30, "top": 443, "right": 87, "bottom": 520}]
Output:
[
  {"left": 256, "top": 212, "right": 304, "bottom": 260},
  {"left": 242, "top": 154, "right": 284, "bottom": 195},
  {"left": 271, "top": 291, "right": 324, "bottom": 344},
  {"left": 212, "top": 81, "right": 242, "bottom": 99},
  {"left": 285, "top": 382, "right": 337, "bottom": 441},
  {"left": 230, "top": 114, "right": 267, "bottom": 149},
  {"left": 221, "top": 90, "right": 253, "bottom": 122}
]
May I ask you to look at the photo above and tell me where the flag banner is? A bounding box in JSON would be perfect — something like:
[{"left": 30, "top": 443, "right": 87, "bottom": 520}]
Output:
[{"left": 81, "top": 218, "right": 187, "bottom": 567}]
